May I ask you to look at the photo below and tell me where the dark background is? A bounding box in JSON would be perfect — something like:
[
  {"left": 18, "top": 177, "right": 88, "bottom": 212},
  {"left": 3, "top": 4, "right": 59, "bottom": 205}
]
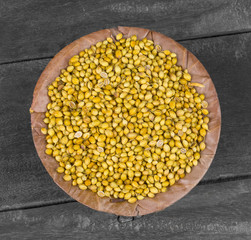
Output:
[{"left": 0, "top": 0, "right": 251, "bottom": 239}]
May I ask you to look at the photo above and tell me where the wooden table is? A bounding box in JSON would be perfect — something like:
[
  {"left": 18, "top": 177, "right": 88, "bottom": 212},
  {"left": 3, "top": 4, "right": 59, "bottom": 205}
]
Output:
[{"left": 1, "top": 0, "right": 251, "bottom": 239}]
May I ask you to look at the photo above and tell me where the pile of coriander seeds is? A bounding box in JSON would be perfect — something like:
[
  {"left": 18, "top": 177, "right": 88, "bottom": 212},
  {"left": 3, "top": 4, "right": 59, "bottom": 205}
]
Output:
[{"left": 41, "top": 33, "right": 209, "bottom": 203}]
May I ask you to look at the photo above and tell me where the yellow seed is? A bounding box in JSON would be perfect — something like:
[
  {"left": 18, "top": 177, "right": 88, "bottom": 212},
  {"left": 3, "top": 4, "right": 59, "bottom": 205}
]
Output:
[
  {"left": 54, "top": 111, "right": 63, "bottom": 118},
  {"left": 157, "top": 162, "right": 164, "bottom": 170},
  {"left": 140, "top": 140, "right": 148, "bottom": 147},
  {"left": 169, "top": 178, "right": 176, "bottom": 186},
  {"left": 200, "top": 128, "right": 207, "bottom": 137},
  {"left": 200, "top": 142, "right": 206, "bottom": 151},
  {"left": 155, "top": 182, "right": 162, "bottom": 189},
  {"left": 168, "top": 173, "right": 174, "bottom": 180},
  {"left": 129, "top": 108, "right": 137, "bottom": 115},
  {"left": 124, "top": 192, "right": 132, "bottom": 200},
  {"left": 169, "top": 101, "right": 175, "bottom": 109},
  {"left": 45, "top": 148, "right": 52, "bottom": 155},
  {"left": 132, "top": 181, "right": 138, "bottom": 188},
  {"left": 150, "top": 187, "right": 158, "bottom": 194},
  {"left": 128, "top": 197, "right": 137, "bottom": 203},
  {"left": 72, "top": 78, "right": 79, "bottom": 85},
  {"left": 116, "top": 33, "right": 123, "bottom": 40},
  {"left": 145, "top": 93, "right": 152, "bottom": 101},
  {"left": 41, "top": 128, "right": 47, "bottom": 135},
  {"left": 163, "top": 144, "right": 170, "bottom": 152},
  {"left": 128, "top": 133, "right": 137, "bottom": 139},
  {"left": 52, "top": 135, "right": 58, "bottom": 144},
  {"left": 97, "top": 191, "right": 105, "bottom": 197},
  {"left": 148, "top": 192, "right": 155, "bottom": 198},
  {"left": 67, "top": 66, "right": 74, "bottom": 72},
  {"left": 115, "top": 65, "right": 121, "bottom": 74},
  {"left": 193, "top": 160, "right": 198, "bottom": 166},
  {"left": 79, "top": 184, "right": 87, "bottom": 190},
  {"left": 57, "top": 167, "right": 64, "bottom": 173},
  {"left": 63, "top": 175, "right": 71, "bottom": 181},
  {"left": 121, "top": 174, "right": 127, "bottom": 181},
  {"left": 202, "top": 109, "right": 209, "bottom": 115},
  {"left": 137, "top": 195, "right": 144, "bottom": 200},
  {"left": 186, "top": 165, "right": 191, "bottom": 173},
  {"left": 105, "top": 129, "right": 113, "bottom": 138},
  {"left": 115, "top": 50, "right": 122, "bottom": 58},
  {"left": 100, "top": 61, "right": 109, "bottom": 67},
  {"left": 189, "top": 82, "right": 204, "bottom": 88},
  {"left": 202, "top": 123, "right": 208, "bottom": 130},
  {"left": 93, "top": 97, "right": 101, "bottom": 103},
  {"left": 183, "top": 73, "right": 191, "bottom": 81}
]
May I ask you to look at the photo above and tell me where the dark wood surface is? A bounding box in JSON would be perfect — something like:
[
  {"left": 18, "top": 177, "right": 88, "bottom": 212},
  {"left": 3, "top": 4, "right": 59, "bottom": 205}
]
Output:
[
  {"left": 1, "top": 32, "right": 251, "bottom": 211},
  {"left": 0, "top": 0, "right": 251, "bottom": 239},
  {"left": 0, "top": 179, "right": 251, "bottom": 239},
  {"left": 0, "top": 0, "right": 251, "bottom": 64}
]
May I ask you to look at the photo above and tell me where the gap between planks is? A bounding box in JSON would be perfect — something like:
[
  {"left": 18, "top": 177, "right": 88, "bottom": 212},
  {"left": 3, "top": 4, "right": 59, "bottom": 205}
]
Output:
[
  {"left": 1, "top": 29, "right": 250, "bottom": 216},
  {"left": 1, "top": 175, "right": 251, "bottom": 214},
  {"left": 0, "top": 29, "right": 250, "bottom": 66}
]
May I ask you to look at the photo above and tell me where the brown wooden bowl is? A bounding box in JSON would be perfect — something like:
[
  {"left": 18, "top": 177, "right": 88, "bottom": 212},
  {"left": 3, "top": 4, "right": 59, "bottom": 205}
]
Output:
[{"left": 30, "top": 27, "right": 221, "bottom": 216}]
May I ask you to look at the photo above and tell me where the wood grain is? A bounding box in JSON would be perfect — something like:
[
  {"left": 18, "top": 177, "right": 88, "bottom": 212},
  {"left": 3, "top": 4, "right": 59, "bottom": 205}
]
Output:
[
  {"left": 0, "top": 179, "right": 250, "bottom": 239},
  {"left": 0, "top": 32, "right": 250, "bottom": 211},
  {"left": 181, "top": 32, "right": 251, "bottom": 180},
  {"left": 0, "top": 0, "right": 250, "bottom": 64}
]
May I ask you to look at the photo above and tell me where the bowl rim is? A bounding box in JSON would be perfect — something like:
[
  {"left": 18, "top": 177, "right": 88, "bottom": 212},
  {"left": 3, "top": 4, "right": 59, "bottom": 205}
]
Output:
[{"left": 30, "top": 26, "right": 221, "bottom": 216}]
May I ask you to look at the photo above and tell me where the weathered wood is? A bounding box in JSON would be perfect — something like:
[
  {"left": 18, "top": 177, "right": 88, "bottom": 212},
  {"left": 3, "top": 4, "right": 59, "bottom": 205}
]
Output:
[
  {"left": 181, "top": 32, "right": 251, "bottom": 180},
  {"left": 0, "top": 179, "right": 250, "bottom": 239},
  {"left": 0, "top": 32, "right": 250, "bottom": 211},
  {"left": 0, "top": 59, "right": 72, "bottom": 211},
  {"left": 0, "top": 0, "right": 250, "bottom": 64}
]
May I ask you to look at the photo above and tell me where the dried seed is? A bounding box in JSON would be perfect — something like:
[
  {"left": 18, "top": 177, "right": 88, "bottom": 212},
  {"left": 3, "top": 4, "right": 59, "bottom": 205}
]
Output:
[
  {"left": 97, "top": 191, "right": 105, "bottom": 197},
  {"left": 69, "top": 101, "right": 76, "bottom": 109},
  {"left": 155, "top": 45, "right": 161, "bottom": 51},
  {"left": 189, "top": 82, "right": 205, "bottom": 88},
  {"left": 74, "top": 131, "right": 82, "bottom": 138},
  {"left": 114, "top": 92, "right": 119, "bottom": 98},
  {"left": 58, "top": 85, "right": 64, "bottom": 91},
  {"left": 98, "top": 81, "right": 105, "bottom": 88},
  {"left": 156, "top": 140, "right": 163, "bottom": 147},
  {"left": 83, "top": 132, "right": 90, "bottom": 139},
  {"left": 97, "top": 147, "right": 104, "bottom": 152},
  {"left": 202, "top": 101, "right": 208, "bottom": 108},
  {"left": 178, "top": 130, "right": 184, "bottom": 136},
  {"left": 100, "top": 72, "right": 108, "bottom": 79},
  {"left": 180, "top": 148, "right": 187, "bottom": 154},
  {"left": 116, "top": 33, "right": 123, "bottom": 40},
  {"left": 149, "top": 115, "right": 155, "bottom": 121},
  {"left": 104, "top": 78, "right": 110, "bottom": 86}
]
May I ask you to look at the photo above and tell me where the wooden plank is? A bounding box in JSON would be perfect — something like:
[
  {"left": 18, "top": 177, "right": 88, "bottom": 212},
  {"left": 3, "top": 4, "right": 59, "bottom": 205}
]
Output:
[
  {"left": 0, "top": 0, "right": 250, "bottom": 64},
  {"left": 180, "top": 32, "right": 251, "bottom": 181},
  {"left": 0, "top": 59, "right": 72, "bottom": 211},
  {"left": 0, "top": 179, "right": 250, "bottom": 239},
  {"left": 0, "top": 32, "right": 251, "bottom": 211}
]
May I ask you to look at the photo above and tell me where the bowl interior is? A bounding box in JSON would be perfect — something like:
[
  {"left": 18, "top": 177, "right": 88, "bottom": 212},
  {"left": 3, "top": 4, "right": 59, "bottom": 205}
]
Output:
[{"left": 30, "top": 27, "right": 221, "bottom": 216}]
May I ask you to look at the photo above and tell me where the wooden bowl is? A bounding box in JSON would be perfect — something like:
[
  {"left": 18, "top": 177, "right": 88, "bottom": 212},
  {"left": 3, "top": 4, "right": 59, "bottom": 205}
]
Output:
[{"left": 30, "top": 27, "right": 221, "bottom": 216}]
